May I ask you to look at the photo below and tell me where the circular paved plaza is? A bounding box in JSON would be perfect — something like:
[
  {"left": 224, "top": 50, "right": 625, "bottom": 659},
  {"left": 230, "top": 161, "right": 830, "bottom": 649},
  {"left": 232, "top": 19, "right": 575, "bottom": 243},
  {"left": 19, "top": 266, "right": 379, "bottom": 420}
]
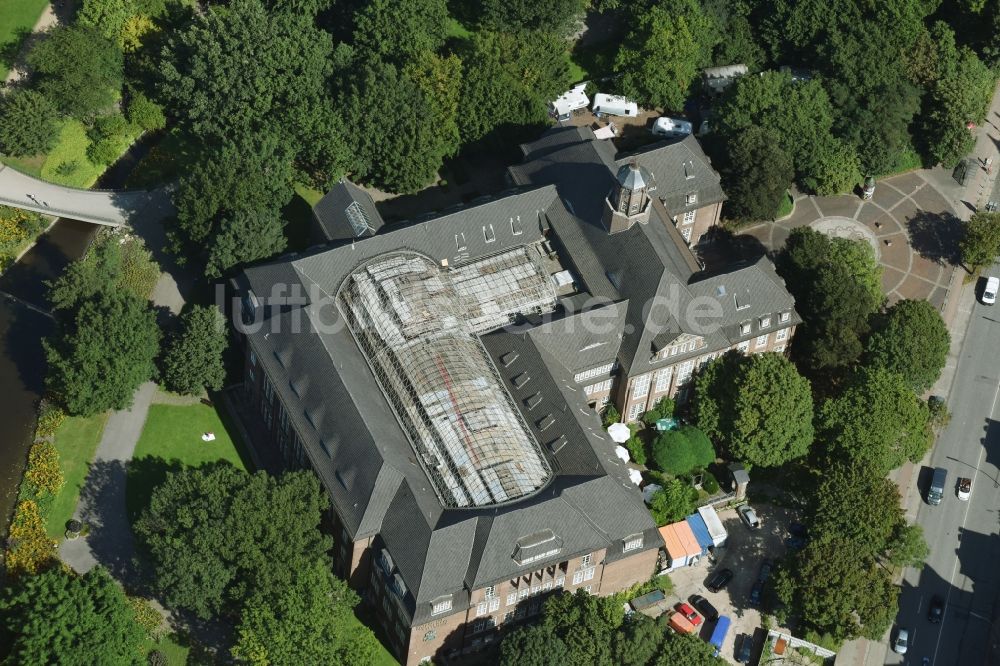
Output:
[{"left": 743, "top": 171, "right": 962, "bottom": 309}]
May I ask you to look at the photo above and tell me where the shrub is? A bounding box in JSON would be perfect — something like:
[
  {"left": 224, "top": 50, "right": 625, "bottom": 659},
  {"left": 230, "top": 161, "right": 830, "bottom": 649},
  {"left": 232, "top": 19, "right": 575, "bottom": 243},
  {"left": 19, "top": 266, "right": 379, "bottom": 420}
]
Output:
[
  {"left": 648, "top": 479, "right": 696, "bottom": 525},
  {"left": 624, "top": 435, "right": 646, "bottom": 466},
  {"left": 25, "top": 442, "right": 64, "bottom": 496},
  {"left": 642, "top": 397, "right": 675, "bottom": 426},
  {"left": 127, "top": 92, "right": 166, "bottom": 132},
  {"left": 87, "top": 137, "right": 123, "bottom": 165},
  {"left": 35, "top": 399, "right": 67, "bottom": 438},
  {"left": 601, "top": 404, "right": 620, "bottom": 427},
  {"left": 128, "top": 596, "right": 164, "bottom": 639},
  {"left": 4, "top": 500, "right": 57, "bottom": 578},
  {"left": 148, "top": 651, "right": 168, "bottom": 666},
  {"left": 118, "top": 236, "right": 160, "bottom": 298},
  {"left": 701, "top": 471, "right": 720, "bottom": 494},
  {"left": 89, "top": 113, "right": 130, "bottom": 143}
]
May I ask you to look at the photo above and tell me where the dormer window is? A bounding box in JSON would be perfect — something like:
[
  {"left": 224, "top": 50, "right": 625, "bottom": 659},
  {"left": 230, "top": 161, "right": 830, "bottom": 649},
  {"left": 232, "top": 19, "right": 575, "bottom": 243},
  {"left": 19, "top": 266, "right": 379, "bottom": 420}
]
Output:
[
  {"left": 455, "top": 233, "right": 467, "bottom": 251},
  {"left": 483, "top": 224, "right": 496, "bottom": 243},
  {"left": 685, "top": 192, "right": 698, "bottom": 205},
  {"left": 759, "top": 316, "right": 771, "bottom": 329},
  {"left": 684, "top": 160, "right": 695, "bottom": 180},
  {"left": 740, "top": 321, "right": 751, "bottom": 336},
  {"left": 623, "top": 534, "right": 643, "bottom": 552},
  {"left": 780, "top": 311, "right": 791, "bottom": 323},
  {"left": 431, "top": 597, "right": 453, "bottom": 616},
  {"left": 511, "top": 216, "right": 523, "bottom": 235}
]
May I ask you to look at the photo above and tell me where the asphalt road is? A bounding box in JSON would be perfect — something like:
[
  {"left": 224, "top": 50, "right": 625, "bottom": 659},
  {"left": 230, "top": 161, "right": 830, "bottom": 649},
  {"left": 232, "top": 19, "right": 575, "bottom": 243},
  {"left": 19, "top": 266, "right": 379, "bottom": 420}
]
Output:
[{"left": 888, "top": 268, "right": 1000, "bottom": 666}]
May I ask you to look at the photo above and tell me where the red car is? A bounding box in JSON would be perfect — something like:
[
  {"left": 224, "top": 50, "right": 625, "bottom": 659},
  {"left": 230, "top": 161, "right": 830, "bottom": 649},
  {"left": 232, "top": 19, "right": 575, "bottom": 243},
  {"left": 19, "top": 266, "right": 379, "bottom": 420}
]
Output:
[{"left": 675, "top": 602, "right": 703, "bottom": 626}]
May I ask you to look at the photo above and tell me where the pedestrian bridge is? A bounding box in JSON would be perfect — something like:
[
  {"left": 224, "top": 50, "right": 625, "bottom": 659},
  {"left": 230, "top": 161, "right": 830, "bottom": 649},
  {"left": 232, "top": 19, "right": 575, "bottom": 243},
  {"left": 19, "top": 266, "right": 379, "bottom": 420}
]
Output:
[{"left": 0, "top": 163, "right": 172, "bottom": 227}]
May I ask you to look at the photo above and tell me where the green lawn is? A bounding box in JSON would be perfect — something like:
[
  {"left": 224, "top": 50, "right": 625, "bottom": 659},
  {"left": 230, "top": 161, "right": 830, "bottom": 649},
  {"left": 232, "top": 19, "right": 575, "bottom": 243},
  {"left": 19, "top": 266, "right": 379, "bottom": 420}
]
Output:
[
  {"left": 144, "top": 633, "right": 190, "bottom": 665},
  {"left": 127, "top": 401, "right": 251, "bottom": 521},
  {"left": 46, "top": 412, "right": 109, "bottom": 539},
  {"left": 0, "top": 0, "right": 48, "bottom": 79}
]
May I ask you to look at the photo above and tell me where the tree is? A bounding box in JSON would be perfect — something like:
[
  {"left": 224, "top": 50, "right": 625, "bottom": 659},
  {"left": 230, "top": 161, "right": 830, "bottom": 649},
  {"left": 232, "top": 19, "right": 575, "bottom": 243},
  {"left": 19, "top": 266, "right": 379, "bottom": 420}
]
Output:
[
  {"left": 48, "top": 233, "right": 158, "bottom": 310},
  {"left": 651, "top": 425, "right": 714, "bottom": 475},
  {"left": 865, "top": 299, "right": 950, "bottom": 392},
  {"left": 655, "top": 631, "right": 727, "bottom": 665},
  {"left": 886, "top": 523, "right": 930, "bottom": 569},
  {"left": 126, "top": 92, "right": 166, "bottom": 132},
  {"left": 458, "top": 30, "right": 571, "bottom": 145},
  {"left": 500, "top": 624, "right": 570, "bottom": 666},
  {"left": 613, "top": 614, "right": 665, "bottom": 666},
  {"left": 775, "top": 539, "right": 898, "bottom": 641},
  {"left": 648, "top": 479, "right": 695, "bottom": 525},
  {"left": 922, "top": 24, "right": 994, "bottom": 166},
  {"left": 45, "top": 290, "right": 160, "bottom": 416},
  {"left": 801, "top": 137, "right": 861, "bottom": 196},
  {"left": 162, "top": 305, "right": 228, "bottom": 395},
  {"left": 777, "top": 227, "right": 883, "bottom": 371},
  {"left": 475, "top": 0, "right": 587, "bottom": 35},
  {"left": 642, "top": 396, "right": 675, "bottom": 425},
  {"left": 614, "top": 0, "right": 717, "bottom": 111},
  {"left": 27, "top": 24, "right": 124, "bottom": 119},
  {"left": 205, "top": 208, "right": 287, "bottom": 278},
  {"left": 719, "top": 126, "right": 794, "bottom": 222},
  {"left": 819, "top": 367, "right": 932, "bottom": 474},
  {"left": 340, "top": 60, "right": 459, "bottom": 193},
  {"left": 0, "top": 567, "right": 146, "bottom": 665},
  {"left": 134, "top": 464, "right": 333, "bottom": 618},
  {"left": 233, "top": 561, "right": 381, "bottom": 666},
  {"left": 0, "top": 90, "right": 59, "bottom": 156},
  {"left": 352, "top": 0, "right": 448, "bottom": 64},
  {"left": 960, "top": 211, "right": 1000, "bottom": 273},
  {"left": 695, "top": 352, "right": 814, "bottom": 467},
  {"left": 541, "top": 589, "right": 625, "bottom": 666}
]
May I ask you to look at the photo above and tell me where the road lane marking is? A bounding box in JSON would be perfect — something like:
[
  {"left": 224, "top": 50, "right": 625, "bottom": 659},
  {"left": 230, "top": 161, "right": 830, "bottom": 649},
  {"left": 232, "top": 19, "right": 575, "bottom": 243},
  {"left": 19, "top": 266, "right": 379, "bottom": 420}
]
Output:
[{"left": 932, "top": 364, "right": 1000, "bottom": 664}]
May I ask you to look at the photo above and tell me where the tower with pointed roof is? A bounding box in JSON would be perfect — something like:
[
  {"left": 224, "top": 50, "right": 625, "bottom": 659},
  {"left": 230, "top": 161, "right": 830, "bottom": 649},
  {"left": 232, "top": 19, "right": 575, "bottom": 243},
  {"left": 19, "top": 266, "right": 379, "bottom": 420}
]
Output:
[{"left": 603, "top": 160, "right": 653, "bottom": 233}]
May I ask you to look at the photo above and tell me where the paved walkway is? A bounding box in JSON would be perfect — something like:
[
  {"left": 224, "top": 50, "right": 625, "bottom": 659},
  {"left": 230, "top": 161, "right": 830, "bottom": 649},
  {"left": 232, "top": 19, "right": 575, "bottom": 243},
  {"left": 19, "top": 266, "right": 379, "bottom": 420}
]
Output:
[
  {"left": 741, "top": 170, "right": 962, "bottom": 310},
  {"left": 0, "top": 164, "right": 171, "bottom": 226},
  {"left": 2, "top": 1, "right": 69, "bottom": 86}
]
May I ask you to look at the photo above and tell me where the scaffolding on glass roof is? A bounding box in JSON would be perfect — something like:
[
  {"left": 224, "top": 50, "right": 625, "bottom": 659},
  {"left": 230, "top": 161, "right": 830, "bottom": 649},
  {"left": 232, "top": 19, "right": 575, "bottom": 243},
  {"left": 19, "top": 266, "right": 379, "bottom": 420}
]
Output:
[{"left": 338, "top": 252, "right": 554, "bottom": 508}]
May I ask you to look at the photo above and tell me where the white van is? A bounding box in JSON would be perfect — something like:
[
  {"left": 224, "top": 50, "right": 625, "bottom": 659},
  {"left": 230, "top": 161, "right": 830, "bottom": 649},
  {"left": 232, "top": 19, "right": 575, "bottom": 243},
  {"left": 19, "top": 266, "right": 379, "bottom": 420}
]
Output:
[
  {"left": 984, "top": 276, "right": 999, "bottom": 305},
  {"left": 549, "top": 84, "right": 589, "bottom": 121},
  {"left": 592, "top": 93, "right": 638, "bottom": 118}
]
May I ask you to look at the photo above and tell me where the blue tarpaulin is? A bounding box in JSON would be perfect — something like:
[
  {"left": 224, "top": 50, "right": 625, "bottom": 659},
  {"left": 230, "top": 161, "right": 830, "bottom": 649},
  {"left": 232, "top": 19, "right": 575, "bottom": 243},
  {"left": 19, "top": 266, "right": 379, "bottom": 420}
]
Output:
[{"left": 685, "top": 513, "right": 714, "bottom": 554}]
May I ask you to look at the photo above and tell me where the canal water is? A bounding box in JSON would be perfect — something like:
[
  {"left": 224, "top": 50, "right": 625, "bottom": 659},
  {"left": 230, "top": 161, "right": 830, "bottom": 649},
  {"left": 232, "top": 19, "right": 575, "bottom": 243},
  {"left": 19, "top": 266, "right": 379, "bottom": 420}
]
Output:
[{"left": 0, "top": 219, "right": 99, "bottom": 536}]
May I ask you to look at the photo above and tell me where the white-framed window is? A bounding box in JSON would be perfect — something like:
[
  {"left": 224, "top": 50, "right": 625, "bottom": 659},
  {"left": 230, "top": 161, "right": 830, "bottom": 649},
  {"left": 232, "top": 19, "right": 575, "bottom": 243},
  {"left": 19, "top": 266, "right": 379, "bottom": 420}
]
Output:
[
  {"left": 740, "top": 321, "right": 751, "bottom": 335},
  {"left": 632, "top": 374, "right": 651, "bottom": 399},
  {"left": 581, "top": 554, "right": 592, "bottom": 567},
  {"left": 627, "top": 403, "right": 643, "bottom": 421},
  {"left": 670, "top": 345, "right": 679, "bottom": 356},
  {"left": 774, "top": 345, "right": 786, "bottom": 353},
  {"left": 489, "top": 598, "right": 500, "bottom": 612},
  {"left": 506, "top": 592, "right": 517, "bottom": 606},
  {"left": 572, "top": 571, "right": 585, "bottom": 585},
  {"left": 518, "top": 588, "right": 529, "bottom": 600},
  {"left": 685, "top": 192, "right": 698, "bottom": 205},
  {"left": 484, "top": 585, "right": 497, "bottom": 599},
  {"left": 483, "top": 224, "right": 496, "bottom": 243},
  {"left": 530, "top": 584, "right": 541, "bottom": 596},
  {"left": 432, "top": 599, "right": 452, "bottom": 615},
  {"left": 583, "top": 585, "right": 593, "bottom": 594},
  {"left": 683, "top": 210, "right": 696, "bottom": 225},
  {"left": 573, "top": 363, "right": 616, "bottom": 383},
  {"left": 584, "top": 379, "right": 613, "bottom": 395},
  {"left": 780, "top": 311, "right": 791, "bottom": 323},
  {"left": 759, "top": 316, "right": 771, "bottom": 329},
  {"left": 473, "top": 619, "right": 486, "bottom": 633},
  {"left": 677, "top": 360, "right": 694, "bottom": 382},
  {"left": 555, "top": 576, "right": 565, "bottom": 587},
  {"left": 511, "top": 216, "right": 523, "bottom": 235},
  {"left": 476, "top": 602, "right": 488, "bottom": 616},
  {"left": 737, "top": 340, "right": 750, "bottom": 353},
  {"left": 681, "top": 227, "right": 692, "bottom": 241},
  {"left": 543, "top": 581, "right": 552, "bottom": 592},
  {"left": 756, "top": 334, "right": 768, "bottom": 348},
  {"left": 624, "top": 535, "right": 643, "bottom": 552},
  {"left": 583, "top": 567, "right": 595, "bottom": 581},
  {"left": 455, "top": 233, "right": 467, "bottom": 251},
  {"left": 655, "top": 368, "right": 672, "bottom": 393},
  {"left": 776, "top": 328, "right": 788, "bottom": 341}
]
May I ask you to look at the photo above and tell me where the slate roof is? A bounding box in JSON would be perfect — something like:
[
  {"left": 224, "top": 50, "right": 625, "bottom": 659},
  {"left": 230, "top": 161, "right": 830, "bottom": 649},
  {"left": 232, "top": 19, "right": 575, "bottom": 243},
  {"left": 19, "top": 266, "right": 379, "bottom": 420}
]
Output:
[
  {"left": 312, "top": 178, "right": 385, "bottom": 242},
  {"left": 236, "top": 126, "right": 796, "bottom": 628},
  {"left": 617, "top": 134, "right": 726, "bottom": 217}
]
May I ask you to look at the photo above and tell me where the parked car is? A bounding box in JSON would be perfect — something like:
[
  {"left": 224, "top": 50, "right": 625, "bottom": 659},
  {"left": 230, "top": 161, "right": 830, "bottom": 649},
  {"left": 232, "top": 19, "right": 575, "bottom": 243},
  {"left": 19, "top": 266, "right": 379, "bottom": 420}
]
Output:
[
  {"left": 736, "top": 634, "right": 754, "bottom": 663},
  {"left": 983, "top": 275, "right": 998, "bottom": 305},
  {"left": 757, "top": 560, "right": 773, "bottom": 582},
  {"left": 749, "top": 580, "right": 764, "bottom": 607},
  {"left": 706, "top": 568, "right": 733, "bottom": 592},
  {"left": 893, "top": 627, "right": 910, "bottom": 654},
  {"left": 739, "top": 505, "right": 761, "bottom": 529},
  {"left": 675, "top": 602, "right": 703, "bottom": 626},
  {"left": 650, "top": 116, "right": 693, "bottom": 138},
  {"left": 928, "top": 595, "right": 945, "bottom": 623},
  {"left": 958, "top": 477, "right": 972, "bottom": 501},
  {"left": 689, "top": 594, "right": 719, "bottom": 621}
]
